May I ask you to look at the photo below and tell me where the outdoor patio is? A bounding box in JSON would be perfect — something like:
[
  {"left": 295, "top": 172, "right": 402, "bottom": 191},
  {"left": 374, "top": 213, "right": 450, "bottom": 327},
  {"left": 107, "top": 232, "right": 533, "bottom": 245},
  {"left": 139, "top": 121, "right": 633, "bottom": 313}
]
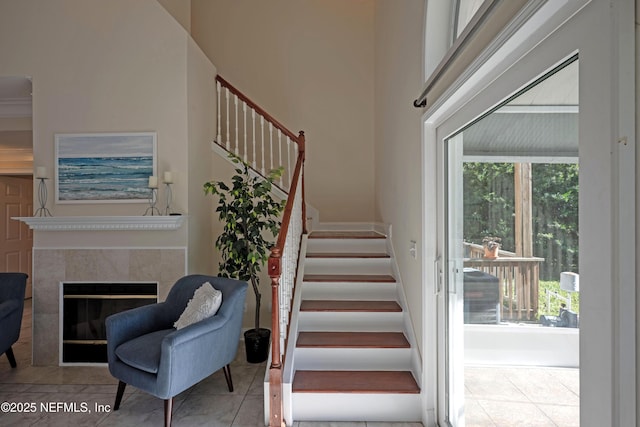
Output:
[{"left": 465, "top": 365, "right": 579, "bottom": 427}]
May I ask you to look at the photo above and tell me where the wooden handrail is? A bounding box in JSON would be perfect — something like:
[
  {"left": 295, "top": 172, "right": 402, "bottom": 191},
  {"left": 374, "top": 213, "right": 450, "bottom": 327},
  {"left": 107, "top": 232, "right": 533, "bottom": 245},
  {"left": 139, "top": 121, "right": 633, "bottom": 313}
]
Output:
[
  {"left": 216, "top": 75, "right": 302, "bottom": 144},
  {"left": 267, "top": 132, "right": 305, "bottom": 427},
  {"left": 275, "top": 154, "right": 306, "bottom": 250},
  {"left": 216, "top": 74, "right": 306, "bottom": 427}
]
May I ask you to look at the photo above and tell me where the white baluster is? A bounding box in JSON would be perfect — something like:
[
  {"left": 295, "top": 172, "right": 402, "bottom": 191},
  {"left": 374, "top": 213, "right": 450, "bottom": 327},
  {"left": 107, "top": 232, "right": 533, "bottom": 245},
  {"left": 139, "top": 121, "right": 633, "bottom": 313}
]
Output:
[
  {"left": 234, "top": 95, "right": 239, "bottom": 156},
  {"left": 216, "top": 81, "right": 221, "bottom": 144},
  {"left": 287, "top": 137, "right": 292, "bottom": 189},
  {"left": 252, "top": 109, "right": 257, "bottom": 169},
  {"left": 260, "top": 117, "right": 265, "bottom": 176},
  {"left": 243, "top": 102, "right": 247, "bottom": 163},
  {"left": 269, "top": 123, "right": 274, "bottom": 173},
  {"left": 225, "top": 88, "right": 230, "bottom": 151},
  {"left": 277, "top": 129, "right": 283, "bottom": 187}
]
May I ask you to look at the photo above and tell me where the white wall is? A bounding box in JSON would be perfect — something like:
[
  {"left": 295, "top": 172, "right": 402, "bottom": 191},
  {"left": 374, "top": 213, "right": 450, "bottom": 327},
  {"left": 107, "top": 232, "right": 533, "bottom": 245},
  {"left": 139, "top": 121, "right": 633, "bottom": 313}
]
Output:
[{"left": 374, "top": 0, "right": 426, "bottom": 352}]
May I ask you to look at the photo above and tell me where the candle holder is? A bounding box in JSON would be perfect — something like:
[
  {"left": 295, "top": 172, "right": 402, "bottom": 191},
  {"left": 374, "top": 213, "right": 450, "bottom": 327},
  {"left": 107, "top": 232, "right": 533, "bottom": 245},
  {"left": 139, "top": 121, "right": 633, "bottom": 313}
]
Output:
[
  {"left": 164, "top": 183, "right": 173, "bottom": 215},
  {"left": 34, "top": 178, "right": 52, "bottom": 217},
  {"left": 143, "top": 188, "right": 161, "bottom": 216}
]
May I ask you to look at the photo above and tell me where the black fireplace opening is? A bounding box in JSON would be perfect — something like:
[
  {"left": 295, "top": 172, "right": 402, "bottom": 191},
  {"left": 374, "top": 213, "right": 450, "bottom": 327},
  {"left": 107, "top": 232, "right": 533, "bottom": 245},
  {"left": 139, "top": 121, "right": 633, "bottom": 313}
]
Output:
[{"left": 62, "top": 282, "right": 158, "bottom": 364}]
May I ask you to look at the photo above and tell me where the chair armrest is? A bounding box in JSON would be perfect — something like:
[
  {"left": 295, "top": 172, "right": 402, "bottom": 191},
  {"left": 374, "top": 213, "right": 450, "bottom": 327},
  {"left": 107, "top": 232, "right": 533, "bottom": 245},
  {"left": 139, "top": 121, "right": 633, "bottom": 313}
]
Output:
[
  {"left": 156, "top": 313, "right": 242, "bottom": 396},
  {"left": 106, "top": 302, "right": 174, "bottom": 355},
  {"left": 0, "top": 300, "right": 19, "bottom": 322}
]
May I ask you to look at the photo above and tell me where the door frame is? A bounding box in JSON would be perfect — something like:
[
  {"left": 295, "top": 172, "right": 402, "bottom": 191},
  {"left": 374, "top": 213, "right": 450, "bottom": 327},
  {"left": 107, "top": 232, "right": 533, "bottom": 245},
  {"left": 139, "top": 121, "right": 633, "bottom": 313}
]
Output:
[{"left": 421, "top": 1, "right": 636, "bottom": 426}]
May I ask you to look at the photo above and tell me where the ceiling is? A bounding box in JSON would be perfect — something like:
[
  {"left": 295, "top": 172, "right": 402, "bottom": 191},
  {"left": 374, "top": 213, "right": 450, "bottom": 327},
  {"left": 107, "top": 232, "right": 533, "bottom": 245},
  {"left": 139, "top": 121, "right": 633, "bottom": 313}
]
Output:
[{"left": 462, "top": 59, "right": 578, "bottom": 161}]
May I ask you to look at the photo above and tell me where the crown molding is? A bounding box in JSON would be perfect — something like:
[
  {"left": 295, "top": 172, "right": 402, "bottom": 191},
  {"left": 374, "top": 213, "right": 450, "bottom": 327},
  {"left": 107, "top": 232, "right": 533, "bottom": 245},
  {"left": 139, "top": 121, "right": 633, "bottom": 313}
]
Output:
[
  {"left": 11, "top": 215, "right": 186, "bottom": 231},
  {"left": 0, "top": 97, "right": 32, "bottom": 118}
]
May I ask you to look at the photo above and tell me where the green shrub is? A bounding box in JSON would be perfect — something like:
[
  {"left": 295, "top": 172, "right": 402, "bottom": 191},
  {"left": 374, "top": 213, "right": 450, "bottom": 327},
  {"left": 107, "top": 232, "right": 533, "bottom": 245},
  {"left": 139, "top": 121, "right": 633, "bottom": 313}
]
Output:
[{"left": 538, "top": 280, "right": 580, "bottom": 318}]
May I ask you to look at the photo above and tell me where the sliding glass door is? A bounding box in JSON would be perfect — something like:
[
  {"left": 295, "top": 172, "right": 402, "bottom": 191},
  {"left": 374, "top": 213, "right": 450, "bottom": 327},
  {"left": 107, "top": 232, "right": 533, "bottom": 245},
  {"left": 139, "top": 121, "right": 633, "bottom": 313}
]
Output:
[{"left": 436, "top": 56, "right": 580, "bottom": 426}]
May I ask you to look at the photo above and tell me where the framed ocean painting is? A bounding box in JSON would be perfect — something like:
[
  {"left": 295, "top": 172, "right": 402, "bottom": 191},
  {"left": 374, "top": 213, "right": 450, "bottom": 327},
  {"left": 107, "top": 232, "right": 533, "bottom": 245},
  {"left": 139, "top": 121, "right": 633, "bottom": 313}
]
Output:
[{"left": 55, "top": 132, "right": 157, "bottom": 203}]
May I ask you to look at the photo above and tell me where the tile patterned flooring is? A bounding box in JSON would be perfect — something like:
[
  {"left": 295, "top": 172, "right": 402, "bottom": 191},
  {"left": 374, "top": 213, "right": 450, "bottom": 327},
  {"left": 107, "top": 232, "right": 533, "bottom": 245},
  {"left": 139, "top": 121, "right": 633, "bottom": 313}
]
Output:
[
  {"left": 465, "top": 366, "right": 579, "bottom": 426},
  {"left": 0, "top": 300, "right": 578, "bottom": 426}
]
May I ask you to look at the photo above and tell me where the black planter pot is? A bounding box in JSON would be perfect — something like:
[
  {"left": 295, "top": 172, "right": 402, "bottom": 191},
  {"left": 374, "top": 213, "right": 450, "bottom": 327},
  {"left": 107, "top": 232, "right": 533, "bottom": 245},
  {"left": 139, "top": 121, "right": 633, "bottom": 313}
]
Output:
[{"left": 244, "top": 328, "right": 270, "bottom": 363}]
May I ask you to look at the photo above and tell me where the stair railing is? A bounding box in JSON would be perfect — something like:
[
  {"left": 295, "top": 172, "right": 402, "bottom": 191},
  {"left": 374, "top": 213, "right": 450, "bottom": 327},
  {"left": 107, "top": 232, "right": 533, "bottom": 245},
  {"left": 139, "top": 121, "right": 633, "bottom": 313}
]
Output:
[
  {"left": 216, "top": 75, "right": 299, "bottom": 192},
  {"left": 267, "top": 140, "right": 305, "bottom": 426},
  {"left": 215, "top": 75, "right": 307, "bottom": 427}
]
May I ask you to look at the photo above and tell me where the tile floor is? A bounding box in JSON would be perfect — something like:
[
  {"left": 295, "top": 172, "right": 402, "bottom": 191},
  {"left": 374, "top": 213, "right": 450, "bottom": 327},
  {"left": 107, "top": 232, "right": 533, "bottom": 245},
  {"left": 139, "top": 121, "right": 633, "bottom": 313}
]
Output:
[
  {"left": 1, "top": 300, "right": 578, "bottom": 426},
  {"left": 0, "top": 301, "right": 424, "bottom": 426},
  {"left": 465, "top": 365, "right": 579, "bottom": 427}
]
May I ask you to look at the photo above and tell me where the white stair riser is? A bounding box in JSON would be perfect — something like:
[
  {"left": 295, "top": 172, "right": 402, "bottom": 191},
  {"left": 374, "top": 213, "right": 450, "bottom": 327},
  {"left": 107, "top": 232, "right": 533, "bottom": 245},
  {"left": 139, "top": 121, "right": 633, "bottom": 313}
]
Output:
[
  {"left": 306, "top": 238, "right": 387, "bottom": 254},
  {"left": 304, "top": 258, "right": 393, "bottom": 275},
  {"left": 292, "top": 393, "right": 422, "bottom": 422},
  {"left": 301, "top": 282, "right": 397, "bottom": 301},
  {"left": 294, "top": 347, "right": 413, "bottom": 371},
  {"left": 298, "top": 312, "right": 404, "bottom": 332}
]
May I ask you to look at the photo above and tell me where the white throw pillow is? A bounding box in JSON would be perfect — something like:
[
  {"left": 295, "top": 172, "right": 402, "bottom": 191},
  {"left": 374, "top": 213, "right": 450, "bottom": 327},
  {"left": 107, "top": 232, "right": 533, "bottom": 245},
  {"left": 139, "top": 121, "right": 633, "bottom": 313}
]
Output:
[{"left": 173, "top": 282, "right": 223, "bottom": 330}]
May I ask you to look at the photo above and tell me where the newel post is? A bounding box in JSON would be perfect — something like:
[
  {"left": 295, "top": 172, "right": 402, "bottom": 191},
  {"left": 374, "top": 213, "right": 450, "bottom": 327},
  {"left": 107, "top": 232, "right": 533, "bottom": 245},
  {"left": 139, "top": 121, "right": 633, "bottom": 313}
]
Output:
[{"left": 268, "top": 247, "right": 284, "bottom": 427}]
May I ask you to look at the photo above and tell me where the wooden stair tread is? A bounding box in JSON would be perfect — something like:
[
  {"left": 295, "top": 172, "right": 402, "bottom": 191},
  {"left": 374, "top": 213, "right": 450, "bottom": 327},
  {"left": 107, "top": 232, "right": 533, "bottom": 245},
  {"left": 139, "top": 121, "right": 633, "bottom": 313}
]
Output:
[
  {"left": 303, "top": 274, "right": 396, "bottom": 283},
  {"left": 308, "top": 231, "right": 386, "bottom": 239},
  {"left": 306, "top": 252, "right": 390, "bottom": 259},
  {"left": 293, "top": 370, "right": 420, "bottom": 394},
  {"left": 297, "top": 332, "right": 409, "bottom": 348},
  {"left": 300, "top": 300, "right": 402, "bottom": 312}
]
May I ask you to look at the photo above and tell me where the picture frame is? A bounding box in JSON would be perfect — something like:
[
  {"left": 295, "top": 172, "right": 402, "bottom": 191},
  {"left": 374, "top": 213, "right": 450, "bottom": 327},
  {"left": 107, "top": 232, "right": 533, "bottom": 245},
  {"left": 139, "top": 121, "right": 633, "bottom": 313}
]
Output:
[{"left": 55, "top": 132, "right": 157, "bottom": 204}]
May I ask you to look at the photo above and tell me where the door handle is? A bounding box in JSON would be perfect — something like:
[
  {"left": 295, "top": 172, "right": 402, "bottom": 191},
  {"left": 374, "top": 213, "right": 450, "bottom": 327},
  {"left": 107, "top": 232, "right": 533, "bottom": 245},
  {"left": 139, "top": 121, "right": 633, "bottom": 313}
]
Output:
[{"left": 434, "top": 255, "right": 442, "bottom": 295}]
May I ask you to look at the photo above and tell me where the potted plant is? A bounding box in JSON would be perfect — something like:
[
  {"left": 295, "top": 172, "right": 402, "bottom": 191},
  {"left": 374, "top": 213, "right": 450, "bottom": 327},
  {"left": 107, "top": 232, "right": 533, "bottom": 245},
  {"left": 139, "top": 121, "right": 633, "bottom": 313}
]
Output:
[
  {"left": 482, "top": 236, "right": 501, "bottom": 259},
  {"left": 204, "top": 155, "right": 284, "bottom": 363}
]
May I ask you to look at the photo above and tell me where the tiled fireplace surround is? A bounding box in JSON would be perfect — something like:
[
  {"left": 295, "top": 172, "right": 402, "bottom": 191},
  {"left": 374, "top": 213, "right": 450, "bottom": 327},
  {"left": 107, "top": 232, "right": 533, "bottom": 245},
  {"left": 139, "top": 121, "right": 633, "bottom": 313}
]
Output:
[{"left": 25, "top": 217, "right": 188, "bottom": 366}]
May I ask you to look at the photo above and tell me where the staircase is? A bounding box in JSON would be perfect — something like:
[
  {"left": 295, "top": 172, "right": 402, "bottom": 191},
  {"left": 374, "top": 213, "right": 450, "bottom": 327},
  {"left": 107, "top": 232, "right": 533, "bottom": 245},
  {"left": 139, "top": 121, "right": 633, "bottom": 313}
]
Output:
[
  {"left": 285, "top": 229, "right": 422, "bottom": 422},
  {"left": 213, "top": 76, "right": 422, "bottom": 424}
]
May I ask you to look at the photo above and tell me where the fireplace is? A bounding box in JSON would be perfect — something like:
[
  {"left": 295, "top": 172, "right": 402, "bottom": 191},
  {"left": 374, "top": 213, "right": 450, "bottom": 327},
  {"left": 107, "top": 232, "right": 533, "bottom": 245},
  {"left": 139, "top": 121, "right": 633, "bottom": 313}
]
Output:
[
  {"left": 17, "top": 216, "right": 189, "bottom": 366},
  {"left": 61, "top": 282, "right": 158, "bottom": 364}
]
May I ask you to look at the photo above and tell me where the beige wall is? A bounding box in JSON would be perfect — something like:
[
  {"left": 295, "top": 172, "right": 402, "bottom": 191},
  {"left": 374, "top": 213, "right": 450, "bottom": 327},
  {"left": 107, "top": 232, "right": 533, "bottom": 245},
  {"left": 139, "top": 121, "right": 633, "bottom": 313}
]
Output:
[
  {"left": 636, "top": 2, "right": 640, "bottom": 423},
  {"left": 0, "top": 118, "right": 33, "bottom": 174},
  {"left": 191, "top": 0, "right": 376, "bottom": 223},
  {"left": 374, "top": 0, "right": 426, "bottom": 352},
  {"left": 0, "top": 117, "right": 31, "bottom": 132},
  {"left": 187, "top": 38, "right": 217, "bottom": 275},
  {"left": 157, "top": 0, "right": 191, "bottom": 32},
  {"left": 0, "top": 0, "right": 188, "bottom": 217},
  {"left": 0, "top": 0, "right": 216, "bottom": 272}
]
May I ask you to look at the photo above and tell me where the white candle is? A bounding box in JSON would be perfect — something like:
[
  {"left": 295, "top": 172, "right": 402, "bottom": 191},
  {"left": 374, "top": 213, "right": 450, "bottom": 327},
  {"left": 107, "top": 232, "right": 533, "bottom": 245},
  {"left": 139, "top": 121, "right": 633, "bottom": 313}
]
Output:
[
  {"left": 35, "top": 166, "right": 47, "bottom": 179},
  {"left": 148, "top": 176, "right": 158, "bottom": 188},
  {"left": 163, "top": 171, "right": 173, "bottom": 184}
]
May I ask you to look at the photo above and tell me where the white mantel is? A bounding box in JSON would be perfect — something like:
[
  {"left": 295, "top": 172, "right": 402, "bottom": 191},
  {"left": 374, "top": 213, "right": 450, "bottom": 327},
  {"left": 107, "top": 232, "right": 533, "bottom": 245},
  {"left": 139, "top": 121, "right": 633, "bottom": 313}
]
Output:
[{"left": 12, "top": 215, "right": 186, "bottom": 231}]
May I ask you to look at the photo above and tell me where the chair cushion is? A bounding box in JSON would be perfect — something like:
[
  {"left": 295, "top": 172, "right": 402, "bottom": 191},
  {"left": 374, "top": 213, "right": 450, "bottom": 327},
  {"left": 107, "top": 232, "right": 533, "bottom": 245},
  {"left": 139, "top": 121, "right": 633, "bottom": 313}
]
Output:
[
  {"left": 173, "top": 282, "right": 222, "bottom": 330},
  {"left": 115, "top": 328, "right": 174, "bottom": 374}
]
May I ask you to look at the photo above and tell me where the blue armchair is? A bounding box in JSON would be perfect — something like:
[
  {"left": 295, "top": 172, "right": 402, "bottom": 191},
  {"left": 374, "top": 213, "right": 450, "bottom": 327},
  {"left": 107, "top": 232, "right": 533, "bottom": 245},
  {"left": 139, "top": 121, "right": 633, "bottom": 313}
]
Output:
[
  {"left": 106, "top": 274, "right": 248, "bottom": 427},
  {"left": 0, "top": 272, "right": 28, "bottom": 368}
]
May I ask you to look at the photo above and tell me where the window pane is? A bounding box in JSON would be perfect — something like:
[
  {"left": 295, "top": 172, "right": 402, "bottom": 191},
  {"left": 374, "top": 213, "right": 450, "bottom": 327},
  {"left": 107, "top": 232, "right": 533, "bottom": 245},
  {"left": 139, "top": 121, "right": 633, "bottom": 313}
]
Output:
[{"left": 455, "top": 0, "right": 485, "bottom": 39}]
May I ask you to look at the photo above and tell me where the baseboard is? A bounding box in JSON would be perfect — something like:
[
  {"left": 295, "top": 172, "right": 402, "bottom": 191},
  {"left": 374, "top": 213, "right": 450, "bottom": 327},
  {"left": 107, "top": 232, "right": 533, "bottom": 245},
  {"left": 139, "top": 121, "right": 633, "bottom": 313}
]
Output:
[{"left": 313, "top": 221, "right": 388, "bottom": 233}]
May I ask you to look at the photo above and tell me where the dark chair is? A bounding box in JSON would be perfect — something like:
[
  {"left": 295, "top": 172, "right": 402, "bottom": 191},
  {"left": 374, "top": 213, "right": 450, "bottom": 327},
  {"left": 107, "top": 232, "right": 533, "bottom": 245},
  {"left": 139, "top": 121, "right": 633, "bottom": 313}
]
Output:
[
  {"left": 0, "top": 272, "right": 28, "bottom": 368},
  {"left": 106, "top": 274, "right": 248, "bottom": 427}
]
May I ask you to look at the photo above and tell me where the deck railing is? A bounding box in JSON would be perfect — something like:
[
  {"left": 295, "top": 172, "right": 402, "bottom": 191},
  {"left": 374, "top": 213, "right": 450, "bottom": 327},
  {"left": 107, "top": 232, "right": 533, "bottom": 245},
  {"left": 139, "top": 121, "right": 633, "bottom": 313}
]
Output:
[
  {"left": 215, "top": 75, "right": 306, "bottom": 427},
  {"left": 464, "top": 242, "right": 544, "bottom": 321}
]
